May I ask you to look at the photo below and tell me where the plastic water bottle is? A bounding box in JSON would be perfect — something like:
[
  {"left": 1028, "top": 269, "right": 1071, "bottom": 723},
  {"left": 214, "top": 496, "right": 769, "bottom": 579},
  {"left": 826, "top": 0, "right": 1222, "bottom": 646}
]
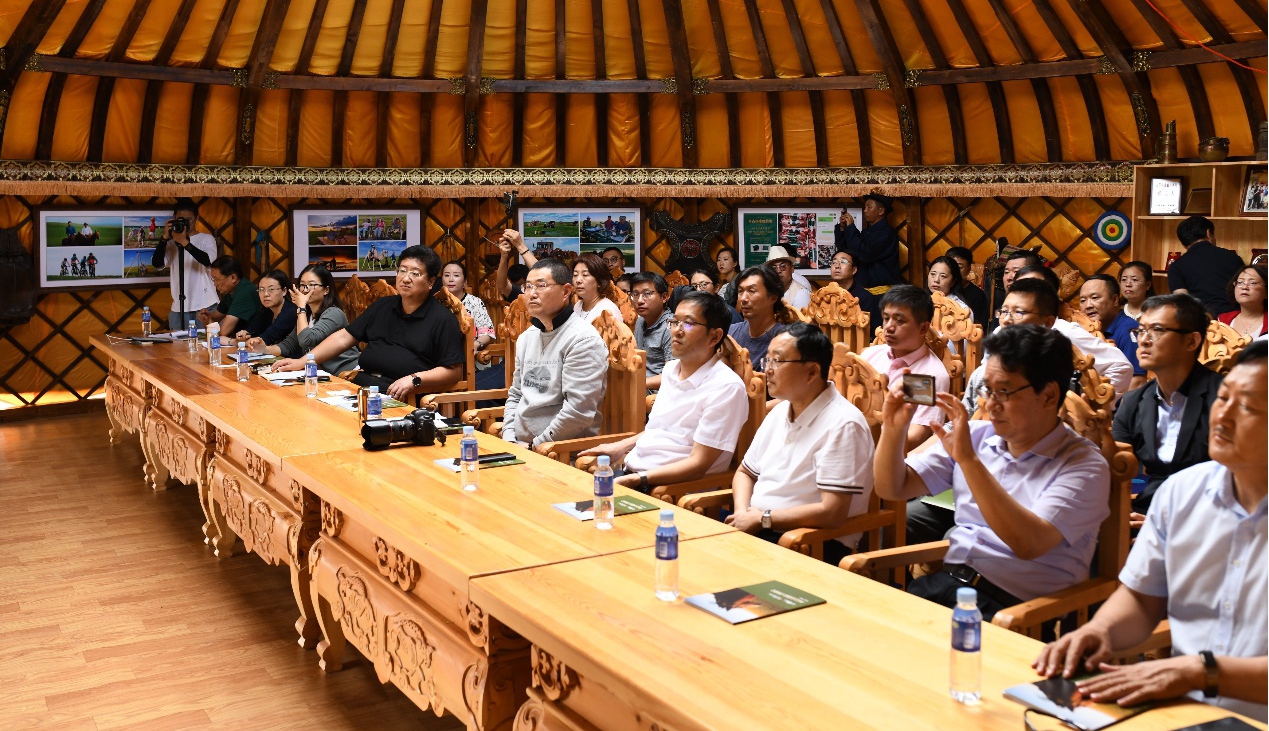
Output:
[
  {"left": 235, "top": 342, "right": 250, "bottom": 381},
  {"left": 654, "top": 509, "right": 679, "bottom": 601},
  {"left": 367, "top": 386, "right": 382, "bottom": 419},
  {"left": 460, "top": 425, "right": 479, "bottom": 491},
  {"left": 141, "top": 306, "right": 152, "bottom": 337},
  {"left": 950, "top": 587, "right": 982, "bottom": 704},
  {"left": 304, "top": 354, "right": 319, "bottom": 398},
  {"left": 593, "top": 456, "right": 615, "bottom": 530},
  {"left": 207, "top": 322, "right": 220, "bottom": 365},
  {"left": 187, "top": 319, "right": 198, "bottom": 353}
]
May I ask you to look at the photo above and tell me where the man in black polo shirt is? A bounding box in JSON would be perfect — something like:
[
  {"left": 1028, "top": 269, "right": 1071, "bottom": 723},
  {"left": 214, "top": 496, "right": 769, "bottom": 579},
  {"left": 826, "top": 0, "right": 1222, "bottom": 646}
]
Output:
[
  {"left": 273, "top": 245, "right": 464, "bottom": 400},
  {"left": 1167, "top": 215, "right": 1244, "bottom": 315}
]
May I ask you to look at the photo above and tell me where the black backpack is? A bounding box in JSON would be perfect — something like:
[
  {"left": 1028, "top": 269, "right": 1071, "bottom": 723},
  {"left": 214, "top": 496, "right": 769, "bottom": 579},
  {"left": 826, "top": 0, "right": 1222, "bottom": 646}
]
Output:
[{"left": 0, "top": 227, "right": 37, "bottom": 326}]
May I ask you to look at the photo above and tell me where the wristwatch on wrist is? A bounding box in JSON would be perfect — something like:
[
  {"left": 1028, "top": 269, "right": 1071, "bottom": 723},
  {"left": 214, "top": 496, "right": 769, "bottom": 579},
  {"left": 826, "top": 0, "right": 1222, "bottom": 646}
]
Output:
[
  {"left": 638, "top": 472, "right": 649, "bottom": 490},
  {"left": 1199, "top": 650, "right": 1219, "bottom": 698},
  {"left": 761, "top": 509, "right": 772, "bottom": 530},
  {"left": 411, "top": 374, "right": 422, "bottom": 388}
]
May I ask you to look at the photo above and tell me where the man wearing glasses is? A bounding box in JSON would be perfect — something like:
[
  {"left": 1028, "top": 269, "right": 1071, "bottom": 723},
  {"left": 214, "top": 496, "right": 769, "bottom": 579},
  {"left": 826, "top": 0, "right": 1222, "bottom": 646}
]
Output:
[
  {"left": 600, "top": 247, "right": 626, "bottom": 279},
  {"left": 1112, "top": 293, "right": 1222, "bottom": 526},
  {"left": 502, "top": 259, "right": 608, "bottom": 449},
  {"left": 200, "top": 256, "right": 261, "bottom": 337},
  {"left": 579, "top": 292, "right": 748, "bottom": 492},
  {"left": 876, "top": 324, "right": 1110, "bottom": 620},
  {"left": 631, "top": 272, "right": 673, "bottom": 392}
]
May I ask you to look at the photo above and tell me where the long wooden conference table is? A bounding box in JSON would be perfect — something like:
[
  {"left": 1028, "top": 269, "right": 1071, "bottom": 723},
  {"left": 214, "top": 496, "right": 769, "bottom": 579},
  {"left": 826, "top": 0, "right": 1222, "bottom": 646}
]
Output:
[{"left": 91, "top": 334, "right": 1264, "bottom": 731}]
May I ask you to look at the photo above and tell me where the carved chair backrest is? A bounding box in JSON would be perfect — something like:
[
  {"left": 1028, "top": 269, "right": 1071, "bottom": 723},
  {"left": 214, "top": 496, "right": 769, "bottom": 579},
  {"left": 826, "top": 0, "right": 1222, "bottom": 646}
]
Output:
[
  {"left": 664, "top": 270, "right": 690, "bottom": 290},
  {"left": 1059, "top": 391, "right": 1135, "bottom": 579},
  {"left": 931, "top": 291, "right": 983, "bottom": 389},
  {"left": 807, "top": 282, "right": 872, "bottom": 353},
  {"left": 435, "top": 287, "right": 477, "bottom": 394},
  {"left": 605, "top": 284, "right": 638, "bottom": 329},
  {"left": 589, "top": 310, "right": 648, "bottom": 436},
  {"left": 342, "top": 274, "right": 372, "bottom": 323},
  {"left": 1072, "top": 344, "right": 1116, "bottom": 413},
  {"left": 498, "top": 295, "right": 532, "bottom": 381},
  {"left": 828, "top": 343, "right": 888, "bottom": 442},
  {"left": 1200, "top": 319, "right": 1251, "bottom": 374},
  {"left": 718, "top": 335, "right": 768, "bottom": 471}
]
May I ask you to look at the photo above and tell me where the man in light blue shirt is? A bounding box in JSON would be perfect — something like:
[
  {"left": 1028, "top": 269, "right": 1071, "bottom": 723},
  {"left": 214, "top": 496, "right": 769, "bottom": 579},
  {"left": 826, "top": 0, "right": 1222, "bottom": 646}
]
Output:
[
  {"left": 874, "top": 325, "right": 1110, "bottom": 619},
  {"left": 1034, "top": 341, "right": 1267, "bottom": 722}
]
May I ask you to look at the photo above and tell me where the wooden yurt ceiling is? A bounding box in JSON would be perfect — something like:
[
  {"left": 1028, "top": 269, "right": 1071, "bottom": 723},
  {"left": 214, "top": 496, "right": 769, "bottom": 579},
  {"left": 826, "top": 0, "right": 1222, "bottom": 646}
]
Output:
[{"left": 0, "top": 0, "right": 1265, "bottom": 171}]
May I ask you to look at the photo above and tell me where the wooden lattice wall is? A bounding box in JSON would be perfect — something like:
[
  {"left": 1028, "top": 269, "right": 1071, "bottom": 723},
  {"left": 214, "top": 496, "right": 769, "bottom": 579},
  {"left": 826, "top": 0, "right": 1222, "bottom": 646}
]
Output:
[{"left": 0, "top": 194, "right": 1129, "bottom": 412}]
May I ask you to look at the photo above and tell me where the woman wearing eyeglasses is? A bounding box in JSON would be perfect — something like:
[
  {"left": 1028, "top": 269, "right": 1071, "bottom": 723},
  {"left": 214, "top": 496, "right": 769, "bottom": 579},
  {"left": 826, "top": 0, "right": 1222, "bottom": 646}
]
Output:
[
  {"left": 234, "top": 269, "right": 295, "bottom": 343},
  {"left": 1118, "top": 261, "right": 1154, "bottom": 321},
  {"left": 248, "top": 263, "right": 360, "bottom": 375},
  {"left": 571, "top": 253, "right": 624, "bottom": 324},
  {"left": 1217, "top": 264, "right": 1267, "bottom": 339}
]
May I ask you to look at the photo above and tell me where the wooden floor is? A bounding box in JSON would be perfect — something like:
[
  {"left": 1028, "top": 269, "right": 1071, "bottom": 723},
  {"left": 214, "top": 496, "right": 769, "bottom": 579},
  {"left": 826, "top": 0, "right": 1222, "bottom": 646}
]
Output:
[{"left": 0, "top": 411, "right": 465, "bottom": 731}]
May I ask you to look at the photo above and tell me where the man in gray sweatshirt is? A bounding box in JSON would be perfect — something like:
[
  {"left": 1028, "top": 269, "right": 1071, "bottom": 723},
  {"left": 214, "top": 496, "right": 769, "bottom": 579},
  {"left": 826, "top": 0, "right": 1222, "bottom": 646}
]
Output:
[{"left": 502, "top": 257, "right": 609, "bottom": 448}]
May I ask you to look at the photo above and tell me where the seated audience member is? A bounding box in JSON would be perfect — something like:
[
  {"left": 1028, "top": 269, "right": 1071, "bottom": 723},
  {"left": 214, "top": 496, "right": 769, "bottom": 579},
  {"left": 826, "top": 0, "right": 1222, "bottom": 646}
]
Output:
[
  {"left": 727, "top": 323, "right": 875, "bottom": 565},
  {"left": 1119, "top": 260, "right": 1154, "bottom": 321},
  {"left": 580, "top": 292, "right": 749, "bottom": 491},
  {"left": 987, "top": 250, "right": 1044, "bottom": 327},
  {"left": 1015, "top": 264, "right": 1073, "bottom": 320},
  {"left": 1168, "top": 215, "right": 1245, "bottom": 315},
  {"left": 728, "top": 266, "right": 790, "bottom": 373},
  {"left": 689, "top": 267, "right": 743, "bottom": 325},
  {"left": 860, "top": 286, "right": 951, "bottom": 452},
  {"left": 1035, "top": 341, "right": 1267, "bottom": 722},
  {"left": 1218, "top": 264, "right": 1267, "bottom": 339},
  {"left": 251, "top": 264, "right": 360, "bottom": 375},
  {"left": 829, "top": 249, "right": 880, "bottom": 335},
  {"left": 835, "top": 193, "right": 903, "bottom": 292},
  {"left": 495, "top": 229, "right": 538, "bottom": 302},
  {"left": 877, "top": 324, "right": 1110, "bottom": 619},
  {"left": 235, "top": 269, "right": 295, "bottom": 343},
  {"left": 1080, "top": 274, "right": 1146, "bottom": 390},
  {"left": 716, "top": 246, "right": 740, "bottom": 306},
  {"left": 200, "top": 256, "right": 261, "bottom": 336},
  {"left": 764, "top": 245, "right": 812, "bottom": 310},
  {"left": 946, "top": 246, "right": 990, "bottom": 324},
  {"left": 442, "top": 260, "right": 496, "bottom": 366},
  {"left": 1013, "top": 269, "right": 1134, "bottom": 399},
  {"left": 631, "top": 272, "right": 673, "bottom": 391},
  {"left": 502, "top": 258, "right": 609, "bottom": 448},
  {"left": 272, "top": 247, "right": 464, "bottom": 400},
  {"left": 571, "top": 253, "right": 624, "bottom": 324},
  {"left": 600, "top": 247, "right": 626, "bottom": 279},
  {"left": 615, "top": 273, "right": 634, "bottom": 296},
  {"left": 927, "top": 255, "right": 973, "bottom": 319},
  {"left": 1113, "top": 294, "right": 1221, "bottom": 523}
]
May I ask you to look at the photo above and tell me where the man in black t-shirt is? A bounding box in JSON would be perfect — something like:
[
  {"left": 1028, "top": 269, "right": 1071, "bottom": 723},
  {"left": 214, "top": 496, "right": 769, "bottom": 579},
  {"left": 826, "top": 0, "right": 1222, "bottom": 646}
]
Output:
[
  {"left": 1167, "top": 215, "right": 1244, "bottom": 315},
  {"left": 272, "top": 246, "right": 465, "bottom": 400}
]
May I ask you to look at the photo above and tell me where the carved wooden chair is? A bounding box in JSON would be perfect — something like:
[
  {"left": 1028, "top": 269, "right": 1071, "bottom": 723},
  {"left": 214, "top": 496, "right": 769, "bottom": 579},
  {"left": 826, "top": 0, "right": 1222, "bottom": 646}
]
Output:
[
  {"left": 664, "top": 270, "right": 690, "bottom": 290},
  {"left": 1072, "top": 344, "right": 1116, "bottom": 413},
  {"left": 840, "top": 392, "right": 1137, "bottom": 640},
  {"left": 804, "top": 282, "right": 872, "bottom": 354},
  {"left": 341, "top": 274, "right": 372, "bottom": 323},
  {"left": 475, "top": 275, "right": 508, "bottom": 367},
  {"left": 931, "top": 291, "right": 983, "bottom": 391},
  {"left": 421, "top": 288, "right": 478, "bottom": 417},
  {"left": 778, "top": 303, "right": 811, "bottom": 325},
  {"left": 871, "top": 325, "right": 965, "bottom": 400},
  {"left": 606, "top": 285, "right": 638, "bottom": 329},
  {"left": 1200, "top": 319, "right": 1251, "bottom": 374},
  {"left": 425, "top": 296, "right": 532, "bottom": 423},
  {"left": 679, "top": 345, "right": 906, "bottom": 560}
]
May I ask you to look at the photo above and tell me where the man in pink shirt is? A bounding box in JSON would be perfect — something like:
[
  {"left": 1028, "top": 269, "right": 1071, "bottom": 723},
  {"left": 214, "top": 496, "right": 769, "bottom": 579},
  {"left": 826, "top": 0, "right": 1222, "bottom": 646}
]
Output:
[{"left": 860, "top": 285, "right": 951, "bottom": 452}]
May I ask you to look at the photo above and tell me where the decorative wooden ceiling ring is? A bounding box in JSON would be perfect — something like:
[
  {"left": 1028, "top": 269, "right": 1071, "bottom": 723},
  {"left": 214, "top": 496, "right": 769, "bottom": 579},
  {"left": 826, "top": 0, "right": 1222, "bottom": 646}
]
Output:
[
  {"left": 900, "top": 0, "right": 967, "bottom": 164},
  {"left": 816, "top": 0, "right": 872, "bottom": 166},
  {"left": 853, "top": 0, "right": 921, "bottom": 165}
]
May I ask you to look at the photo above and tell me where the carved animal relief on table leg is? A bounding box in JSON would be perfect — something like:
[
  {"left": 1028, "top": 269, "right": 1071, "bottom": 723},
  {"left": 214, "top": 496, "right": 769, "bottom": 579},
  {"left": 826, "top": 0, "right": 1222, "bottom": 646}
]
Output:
[{"left": 335, "top": 567, "right": 378, "bottom": 661}]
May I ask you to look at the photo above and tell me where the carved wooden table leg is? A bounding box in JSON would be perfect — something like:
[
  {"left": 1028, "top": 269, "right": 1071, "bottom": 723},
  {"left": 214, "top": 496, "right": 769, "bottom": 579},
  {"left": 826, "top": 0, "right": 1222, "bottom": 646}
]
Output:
[{"left": 288, "top": 480, "right": 322, "bottom": 649}]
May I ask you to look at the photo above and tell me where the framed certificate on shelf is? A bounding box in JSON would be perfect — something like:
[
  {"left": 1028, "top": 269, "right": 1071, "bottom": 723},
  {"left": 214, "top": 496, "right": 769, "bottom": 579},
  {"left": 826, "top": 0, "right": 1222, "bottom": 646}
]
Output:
[{"left": 1148, "top": 177, "right": 1184, "bottom": 215}]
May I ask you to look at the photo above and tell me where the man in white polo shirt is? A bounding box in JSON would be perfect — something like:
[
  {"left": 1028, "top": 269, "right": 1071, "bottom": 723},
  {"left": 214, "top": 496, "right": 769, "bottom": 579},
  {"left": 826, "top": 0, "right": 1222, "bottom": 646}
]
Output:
[
  {"left": 727, "top": 322, "right": 874, "bottom": 565},
  {"left": 580, "top": 291, "right": 749, "bottom": 492}
]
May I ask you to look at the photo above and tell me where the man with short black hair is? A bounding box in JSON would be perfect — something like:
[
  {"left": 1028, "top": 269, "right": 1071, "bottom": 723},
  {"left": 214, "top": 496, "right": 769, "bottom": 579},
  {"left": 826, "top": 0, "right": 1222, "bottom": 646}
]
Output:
[
  {"left": 502, "top": 258, "right": 608, "bottom": 448},
  {"left": 1168, "top": 215, "right": 1244, "bottom": 315},
  {"left": 728, "top": 322, "right": 875, "bottom": 565},
  {"left": 632, "top": 272, "right": 673, "bottom": 391},
  {"left": 1035, "top": 342, "right": 1266, "bottom": 722},
  {"left": 600, "top": 247, "right": 626, "bottom": 278},
  {"left": 154, "top": 198, "right": 219, "bottom": 331},
  {"left": 878, "top": 324, "right": 1110, "bottom": 619},
  {"left": 1113, "top": 293, "right": 1222, "bottom": 522},
  {"left": 728, "top": 266, "right": 789, "bottom": 373},
  {"left": 1080, "top": 274, "right": 1145, "bottom": 389},
  {"left": 835, "top": 193, "right": 903, "bottom": 293},
  {"left": 860, "top": 285, "right": 950, "bottom": 452},
  {"left": 829, "top": 249, "right": 880, "bottom": 334},
  {"left": 946, "top": 246, "right": 990, "bottom": 324},
  {"left": 200, "top": 256, "right": 261, "bottom": 336}
]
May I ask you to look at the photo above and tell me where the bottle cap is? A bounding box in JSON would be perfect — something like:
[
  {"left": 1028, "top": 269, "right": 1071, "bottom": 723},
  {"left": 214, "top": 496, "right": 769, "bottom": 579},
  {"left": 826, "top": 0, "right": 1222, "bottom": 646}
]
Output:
[
  {"left": 463, "top": 425, "right": 474, "bottom": 436},
  {"left": 956, "top": 587, "right": 977, "bottom": 605},
  {"left": 306, "top": 353, "right": 315, "bottom": 360},
  {"left": 659, "top": 509, "right": 674, "bottom": 521},
  {"left": 369, "top": 386, "right": 379, "bottom": 393},
  {"left": 238, "top": 341, "right": 246, "bottom": 348},
  {"left": 597, "top": 455, "right": 610, "bottom": 466},
  {"left": 189, "top": 320, "right": 196, "bottom": 326},
  {"left": 143, "top": 306, "right": 149, "bottom": 311}
]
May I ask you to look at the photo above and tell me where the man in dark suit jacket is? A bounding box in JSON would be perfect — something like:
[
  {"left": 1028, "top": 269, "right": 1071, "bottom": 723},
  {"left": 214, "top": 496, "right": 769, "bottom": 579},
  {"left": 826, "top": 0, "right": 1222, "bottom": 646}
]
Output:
[{"left": 1111, "top": 294, "right": 1222, "bottom": 523}]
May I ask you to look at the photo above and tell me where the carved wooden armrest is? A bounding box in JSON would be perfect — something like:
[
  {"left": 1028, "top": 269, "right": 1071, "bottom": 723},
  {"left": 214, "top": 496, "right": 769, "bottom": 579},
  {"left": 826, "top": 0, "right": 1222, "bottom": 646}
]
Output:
[
  {"left": 476, "top": 342, "right": 506, "bottom": 366},
  {"left": 421, "top": 388, "right": 509, "bottom": 410},
  {"left": 645, "top": 394, "right": 656, "bottom": 414},
  {"left": 534, "top": 432, "right": 638, "bottom": 465},
  {"left": 649, "top": 471, "right": 735, "bottom": 504},
  {"left": 461, "top": 407, "right": 505, "bottom": 434},
  {"left": 677, "top": 489, "right": 734, "bottom": 515},
  {"left": 778, "top": 510, "right": 899, "bottom": 556},
  {"left": 1109, "top": 621, "right": 1172, "bottom": 664},
  {"left": 838, "top": 540, "right": 951, "bottom": 577},
  {"left": 337, "top": 369, "right": 359, "bottom": 381},
  {"left": 991, "top": 578, "right": 1118, "bottom": 636}
]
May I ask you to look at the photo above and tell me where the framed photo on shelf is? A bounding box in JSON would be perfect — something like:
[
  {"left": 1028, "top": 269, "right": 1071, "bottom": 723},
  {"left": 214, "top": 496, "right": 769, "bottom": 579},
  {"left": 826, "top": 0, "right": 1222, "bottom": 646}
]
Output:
[
  {"left": 36, "top": 207, "right": 174, "bottom": 290},
  {"left": 515, "top": 208, "right": 641, "bottom": 272},
  {"left": 290, "top": 208, "right": 422, "bottom": 278},
  {"left": 1240, "top": 168, "right": 1267, "bottom": 216},
  {"left": 1148, "top": 177, "right": 1183, "bottom": 215},
  {"left": 736, "top": 206, "right": 861, "bottom": 274}
]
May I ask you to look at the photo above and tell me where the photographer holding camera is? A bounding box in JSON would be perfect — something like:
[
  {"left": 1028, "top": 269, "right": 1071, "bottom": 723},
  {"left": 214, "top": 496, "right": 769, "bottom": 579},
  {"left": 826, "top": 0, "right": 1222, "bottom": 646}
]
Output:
[{"left": 152, "top": 198, "right": 219, "bottom": 331}]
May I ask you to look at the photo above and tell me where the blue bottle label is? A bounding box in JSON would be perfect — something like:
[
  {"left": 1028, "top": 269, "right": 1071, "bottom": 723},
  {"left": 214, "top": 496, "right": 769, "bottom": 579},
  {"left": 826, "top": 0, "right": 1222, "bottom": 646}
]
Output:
[
  {"left": 461, "top": 439, "right": 478, "bottom": 461},
  {"left": 952, "top": 618, "right": 981, "bottom": 652},
  {"left": 238, "top": 349, "right": 249, "bottom": 364},
  {"left": 305, "top": 361, "right": 318, "bottom": 378},
  {"left": 210, "top": 338, "right": 219, "bottom": 350},
  {"left": 655, "top": 531, "right": 678, "bottom": 560},
  {"left": 189, "top": 325, "right": 198, "bottom": 338},
  {"left": 142, "top": 311, "right": 151, "bottom": 322},
  {"left": 594, "top": 474, "right": 613, "bottom": 497}
]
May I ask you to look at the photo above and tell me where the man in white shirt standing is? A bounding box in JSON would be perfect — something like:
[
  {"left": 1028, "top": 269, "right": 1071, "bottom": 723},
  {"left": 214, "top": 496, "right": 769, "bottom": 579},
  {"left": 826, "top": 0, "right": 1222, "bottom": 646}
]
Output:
[
  {"left": 1034, "top": 341, "right": 1267, "bottom": 722},
  {"left": 581, "top": 292, "right": 749, "bottom": 492},
  {"left": 727, "top": 322, "right": 875, "bottom": 565},
  {"left": 152, "top": 198, "right": 219, "bottom": 331}
]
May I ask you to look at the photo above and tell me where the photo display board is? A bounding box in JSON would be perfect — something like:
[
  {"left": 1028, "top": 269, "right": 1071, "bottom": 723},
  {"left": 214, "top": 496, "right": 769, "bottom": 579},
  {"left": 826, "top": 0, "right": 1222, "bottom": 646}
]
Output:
[
  {"left": 291, "top": 209, "right": 423, "bottom": 278},
  {"left": 736, "top": 206, "right": 860, "bottom": 275},
  {"left": 516, "top": 208, "right": 641, "bottom": 272},
  {"left": 38, "top": 209, "right": 174, "bottom": 289}
]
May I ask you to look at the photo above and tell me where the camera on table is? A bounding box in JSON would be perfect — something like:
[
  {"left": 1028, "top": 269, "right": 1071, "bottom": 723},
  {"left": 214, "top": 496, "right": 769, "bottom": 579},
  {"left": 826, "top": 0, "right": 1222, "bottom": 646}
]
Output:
[
  {"left": 171, "top": 217, "right": 190, "bottom": 234},
  {"left": 361, "top": 408, "right": 447, "bottom": 451}
]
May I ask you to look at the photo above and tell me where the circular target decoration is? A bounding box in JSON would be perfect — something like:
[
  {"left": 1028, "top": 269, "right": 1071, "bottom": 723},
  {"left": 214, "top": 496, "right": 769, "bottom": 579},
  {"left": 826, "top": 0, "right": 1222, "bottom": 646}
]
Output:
[{"left": 1093, "top": 211, "right": 1131, "bottom": 252}]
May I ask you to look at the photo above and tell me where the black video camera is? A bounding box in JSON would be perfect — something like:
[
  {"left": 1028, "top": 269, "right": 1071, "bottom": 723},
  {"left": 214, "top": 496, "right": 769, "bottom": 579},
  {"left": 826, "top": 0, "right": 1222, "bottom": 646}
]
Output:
[
  {"left": 171, "top": 217, "right": 190, "bottom": 234},
  {"left": 361, "top": 408, "right": 447, "bottom": 451}
]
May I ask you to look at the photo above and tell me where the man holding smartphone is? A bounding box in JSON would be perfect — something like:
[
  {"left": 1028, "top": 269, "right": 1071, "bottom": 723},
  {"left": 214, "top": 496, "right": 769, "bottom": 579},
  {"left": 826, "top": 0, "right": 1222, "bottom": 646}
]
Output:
[{"left": 152, "top": 198, "right": 218, "bottom": 331}]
